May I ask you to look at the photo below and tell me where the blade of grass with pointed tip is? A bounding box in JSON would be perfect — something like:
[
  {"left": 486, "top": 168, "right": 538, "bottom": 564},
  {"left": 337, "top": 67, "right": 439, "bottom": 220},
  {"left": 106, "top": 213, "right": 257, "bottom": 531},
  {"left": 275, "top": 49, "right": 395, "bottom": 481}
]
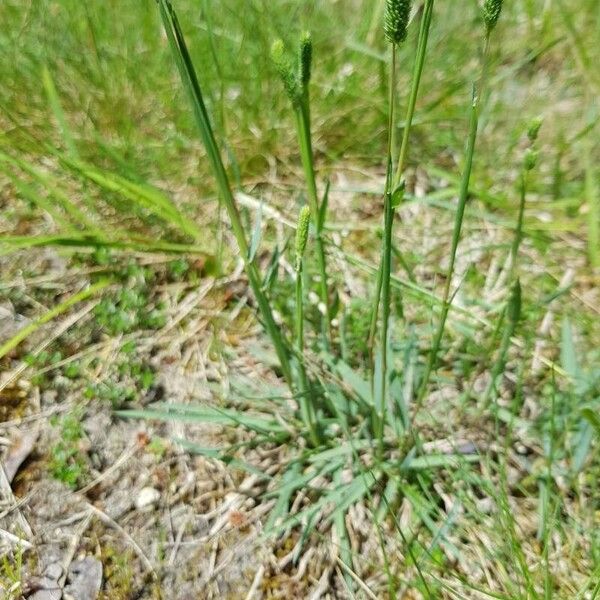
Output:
[
  {"left": 173, "top": 438, "right": 271, "bottom": 480},
  {"left": 42, "top": 64, "right": 79, "bottom": 159},
  {"left": 117, "top": 404, "right": 289, "bottom": 437},
  {"left": 263, "top": 462, "right": 301, "bottom": 534},
  {"left": 0, "top": 280, "right": 109, "bottom": 359},
  {"left": 0, "top": 234, "right": 210, "bottom": 257},
  {"left": 156, "top": 0, "right": 292, "bottom": 387}
]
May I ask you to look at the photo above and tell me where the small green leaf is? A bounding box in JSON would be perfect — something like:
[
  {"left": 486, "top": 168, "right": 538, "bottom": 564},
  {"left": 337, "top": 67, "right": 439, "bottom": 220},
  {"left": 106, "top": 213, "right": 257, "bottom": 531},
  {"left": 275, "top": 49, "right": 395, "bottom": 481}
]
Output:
[
  {"left": 560, "top": 317, "right": 579, "bottom": 381},
  {"left": 117, "top": 403, "right": 288, "bottom": 436},
  {"left": 248, "top": 202, "right": 263, "bottom": 262},
  {"left": 317, "top": 179, "right": 331, "bottom": 230},
  {"left": 404, "top": 454, "right": 479, "bottom": 470},
  {"left": 335, "top": 360, "right": 373, "bottom": 405},
  {"left": 174, "top": 438, "right": 270, "bottom": 479},
  {"left": 391, "top": 181, "right": 405, "bottom": 208},
  {"left": 581, "top": 408, "right": 600, "bottom": 437}
]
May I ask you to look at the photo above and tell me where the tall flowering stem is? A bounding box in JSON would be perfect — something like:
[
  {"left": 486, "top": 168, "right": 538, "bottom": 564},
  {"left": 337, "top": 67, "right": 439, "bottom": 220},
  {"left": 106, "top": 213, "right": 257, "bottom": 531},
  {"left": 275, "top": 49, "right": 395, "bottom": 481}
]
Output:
[
  {"left": 294, "top": 206, "right": 320, "bottom": 446},
  {"left": 481, "top": 118, "right": 541, "bottom": 410},
  {"left": 371, "top": 0, "right": 437, "bottom": 448},
  {"left": 272, "top": 35, "right": 333, "bottom": 347},
  {"left": 415, "top": 0, "right": 504, "bottom": 413}
]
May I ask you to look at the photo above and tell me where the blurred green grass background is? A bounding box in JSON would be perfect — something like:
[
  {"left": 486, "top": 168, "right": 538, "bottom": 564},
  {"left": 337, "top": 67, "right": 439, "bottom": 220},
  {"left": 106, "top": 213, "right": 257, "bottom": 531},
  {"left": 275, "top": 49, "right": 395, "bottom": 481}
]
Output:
[{"left": 1, "top": 0, "right": 597, "bottom": 201}]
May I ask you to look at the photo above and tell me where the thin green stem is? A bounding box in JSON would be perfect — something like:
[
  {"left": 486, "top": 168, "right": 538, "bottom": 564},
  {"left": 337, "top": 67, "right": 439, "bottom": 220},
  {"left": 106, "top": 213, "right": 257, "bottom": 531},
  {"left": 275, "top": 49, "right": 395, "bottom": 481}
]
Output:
[
  {"left": 372, "top": 44, "right": 397, "bottom": 450},
  {"left": 481, "top": 282, "right": 521, "bottom": 410},
  {"left": 369, "top": 0, "right": 436, "bottom": 368},
  {"left": 295, "top": 260, "right": 320, "bottom": 446},
  {"left": 482, "top": 157, "right": 531, "bottom": 410},
  {"left": 585, "top": 139, "right": 599, "bottom": 268},
  {"left": 510, "top": 168, "right": 528, "bottom": 279},
  {"left": 157, "top": 0, "right": 293, "bottom": 388},
  {"left": 414, "top": 32, "right": 492, "bottom": 414},
  {"left": 392, "top": 0, "right": 435, "bottom": 191},
  {"left": 295, "top": 101, "right": 333, "bottom": 346}
]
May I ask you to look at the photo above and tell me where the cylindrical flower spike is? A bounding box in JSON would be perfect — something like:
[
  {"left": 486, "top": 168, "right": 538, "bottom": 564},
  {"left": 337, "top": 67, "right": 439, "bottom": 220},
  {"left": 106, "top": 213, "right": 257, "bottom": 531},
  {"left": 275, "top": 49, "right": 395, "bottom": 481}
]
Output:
[
  {"left": 271, "top": 40, "right": 300, "bottom": 102},
  {"left": 384, "top": 0, "right": 412, "bottom": 45},
  {"left": 524, "top": 148, "right": 538, "bottom": 171},
  {"left": 527, "top": 117, "right": 543, "bottom": 143},
  {"left": 295, "top": 205, "right": 311, "bottom": 270},
  {"left": 482, "top": 0, "right": 503, "bottom": 33},
  {"left": 299, "top": 32, "right": 312, "bottom": 91}
]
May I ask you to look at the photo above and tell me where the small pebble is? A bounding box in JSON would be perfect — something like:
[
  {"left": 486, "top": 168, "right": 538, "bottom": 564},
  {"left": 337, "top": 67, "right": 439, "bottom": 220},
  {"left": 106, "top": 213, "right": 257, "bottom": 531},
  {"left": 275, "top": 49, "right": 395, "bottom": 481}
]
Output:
[{"left": 135, "top": 486, "right": 160, "bottom": 510}]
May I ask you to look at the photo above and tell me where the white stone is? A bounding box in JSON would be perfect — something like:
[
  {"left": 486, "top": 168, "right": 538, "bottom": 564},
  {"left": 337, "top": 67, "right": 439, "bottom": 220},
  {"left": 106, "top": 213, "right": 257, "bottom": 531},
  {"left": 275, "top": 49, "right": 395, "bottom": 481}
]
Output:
[{"left": 135, "top": 487, "right": 160, "bottom": 510}]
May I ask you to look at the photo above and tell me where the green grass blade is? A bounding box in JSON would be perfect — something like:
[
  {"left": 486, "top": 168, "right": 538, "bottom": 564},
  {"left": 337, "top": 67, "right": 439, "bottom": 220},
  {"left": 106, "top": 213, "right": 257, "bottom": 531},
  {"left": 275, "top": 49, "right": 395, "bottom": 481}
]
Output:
[
  {"left": 117, "top": 403, "right": 289, "bottom": 436},
  {"left": 156, "top": 0, "right": 293, "bottom": 387},
  {"left": 0, "top": 280, "right": 109, "bottom": 359},
  {"left": 42, "top": 64, "right": 79, "bottom": 159},
  {"left": 581, "top": 408, "right": 600, "bottom": 437},
  {"left": 173, "top": 438, "right": 271, "bottom": 480}
]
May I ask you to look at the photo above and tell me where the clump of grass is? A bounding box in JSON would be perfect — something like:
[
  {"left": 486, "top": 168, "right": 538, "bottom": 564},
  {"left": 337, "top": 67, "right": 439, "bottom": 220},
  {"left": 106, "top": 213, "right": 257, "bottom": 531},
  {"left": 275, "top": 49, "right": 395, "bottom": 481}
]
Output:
[
  {"left": 120, "top": 4, "right": 467, "bottom": 588},
  {"left": 113, "top": 0, "right": 600, "bottom": 594},
  {"left": 1, "top": 0, "right": 599, "bottom": 593}
]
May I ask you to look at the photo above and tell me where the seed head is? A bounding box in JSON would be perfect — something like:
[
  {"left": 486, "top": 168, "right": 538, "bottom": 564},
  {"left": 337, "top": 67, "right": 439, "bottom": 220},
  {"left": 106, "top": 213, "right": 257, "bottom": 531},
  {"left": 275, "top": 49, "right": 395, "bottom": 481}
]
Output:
[
  {"left": 384, "top": 0, "right": 412, "bottom": 45},
  {"left": 482, "top": 0, "right": 503, "bottom": 33},
  {"left": 299, "top": 32, "right": 312, "bottom": 90},
  {"left": 271, "top": 39, "right": 300, "bottom": 102},
  {"left": 295, "top": 206, "right": 311, "bottom": 269},
  {"left": 527, "top": 117, "right": 543, "bottom": 143},
  {"left": 524, "top": 148, "right": 538, "bottom": 171}
]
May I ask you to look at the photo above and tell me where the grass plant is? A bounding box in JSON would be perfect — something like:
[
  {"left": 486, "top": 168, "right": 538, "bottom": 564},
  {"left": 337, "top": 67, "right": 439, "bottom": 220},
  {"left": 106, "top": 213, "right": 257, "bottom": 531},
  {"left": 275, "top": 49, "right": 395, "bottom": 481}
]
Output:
[{"left": 0, "top": 0, "right": 598, "bottom": 596}]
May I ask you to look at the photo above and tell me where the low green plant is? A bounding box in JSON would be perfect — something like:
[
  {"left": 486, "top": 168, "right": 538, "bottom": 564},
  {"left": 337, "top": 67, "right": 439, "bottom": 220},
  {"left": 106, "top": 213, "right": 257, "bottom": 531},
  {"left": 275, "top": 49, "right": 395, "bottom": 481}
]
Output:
[
  {"left": 0, "top": 545, "right": 24, "bottom": 600},
  {"left": 49, "top": 410, "right": 88, "bottom": 488},
  {"left": 84, "top": 350, "right": 155, "bottom": 409},
  {"left": 167, "top": 257, "right": 190, "bottom": 281},
  {"left": 93, "top": 266, "right": 166, "bottom": 335}
]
